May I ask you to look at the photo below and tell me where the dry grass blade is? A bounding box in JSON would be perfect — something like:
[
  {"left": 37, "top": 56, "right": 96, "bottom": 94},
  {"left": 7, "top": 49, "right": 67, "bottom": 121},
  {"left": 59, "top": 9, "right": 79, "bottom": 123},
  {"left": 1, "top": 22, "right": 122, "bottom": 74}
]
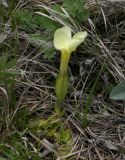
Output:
[{"left": 36, "top": 4, "right": 81, "bottom": 31}]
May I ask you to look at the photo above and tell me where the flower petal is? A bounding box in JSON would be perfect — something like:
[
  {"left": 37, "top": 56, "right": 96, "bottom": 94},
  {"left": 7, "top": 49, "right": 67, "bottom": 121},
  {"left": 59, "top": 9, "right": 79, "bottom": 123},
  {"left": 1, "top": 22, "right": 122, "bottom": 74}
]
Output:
[
  {"left": 53, "top": 26, "right": 72, "bottom": 51},
  {"left": 69, "top": 31, "right": 88, "bottom": 52}
]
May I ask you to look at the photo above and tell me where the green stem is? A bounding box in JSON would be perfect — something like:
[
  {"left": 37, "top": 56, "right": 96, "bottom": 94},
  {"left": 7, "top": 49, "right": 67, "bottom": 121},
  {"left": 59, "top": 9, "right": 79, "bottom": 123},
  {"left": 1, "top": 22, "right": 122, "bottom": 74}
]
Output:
[
  {"left": 55, "top": 72, "right": 69, "bottom": 102},
  {"left": 55, "top": 100, "right": 63, "bottom": 116},
  {"left": 59, "top": 50, "right": 71, "bottom": 75},
  {"left": 55, "top": 51, "right": 71, "bottom": 116}
]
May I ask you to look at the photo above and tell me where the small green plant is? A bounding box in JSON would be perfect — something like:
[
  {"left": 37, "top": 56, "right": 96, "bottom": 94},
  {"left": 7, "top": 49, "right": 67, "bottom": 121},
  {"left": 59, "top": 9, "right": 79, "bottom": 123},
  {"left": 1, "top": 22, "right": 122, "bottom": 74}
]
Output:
[
  {"left": 15, "top": 10, "right": 37, "bottom": 33},
  {"left": 0, "top": 52, "right": 18, "bottom": 108},
  {"left": 53, "top": 26, "right": 87, "bottom": 115},
  {"left": 0, "top": 0, "right": 18, "bottom": 32},
  {"left": 0, "top": 138, "right": 41, "bottom": 160},
  {"left": 110, "top": 80, "right": 125, "bottom": 100},
  {"left": 30, "top": 114, "right": 72, "bottom": 158},
  {"left": 15, "top": 9, "right": 60, "bottom": 58},
  {"left": 63, "top": 0, "right": 88, "bottom": 22},
  {"left": 81, "top": 62, "right": 105, "bottom": 128}
]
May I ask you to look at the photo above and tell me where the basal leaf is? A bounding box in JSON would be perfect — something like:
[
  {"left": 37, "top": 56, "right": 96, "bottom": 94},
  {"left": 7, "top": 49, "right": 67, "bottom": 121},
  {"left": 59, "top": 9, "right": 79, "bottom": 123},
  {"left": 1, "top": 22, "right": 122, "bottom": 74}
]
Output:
[
  {"left": 34, "top": 15, "right": 59, "bottom": 32},
  {"left": 110, "top": 80, "right": 125, "bottom": 100}
]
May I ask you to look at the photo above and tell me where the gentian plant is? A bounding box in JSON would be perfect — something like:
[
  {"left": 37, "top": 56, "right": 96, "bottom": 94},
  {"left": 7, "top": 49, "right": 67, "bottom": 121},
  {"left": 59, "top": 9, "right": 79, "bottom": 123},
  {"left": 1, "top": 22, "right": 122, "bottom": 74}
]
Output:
[{"left": 53, "top": 26, "right": 87, "bottom": 115}]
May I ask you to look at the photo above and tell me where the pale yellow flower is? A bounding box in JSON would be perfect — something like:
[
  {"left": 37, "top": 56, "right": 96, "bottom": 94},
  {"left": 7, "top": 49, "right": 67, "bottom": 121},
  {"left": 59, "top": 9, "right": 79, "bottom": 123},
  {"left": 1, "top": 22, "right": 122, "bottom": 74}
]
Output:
[
  {"left": 54, "top": 26, "right": 87, "bottom": 53},
  {"left": 54, "top": 26, "right": 88, "bottom": 107}
]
